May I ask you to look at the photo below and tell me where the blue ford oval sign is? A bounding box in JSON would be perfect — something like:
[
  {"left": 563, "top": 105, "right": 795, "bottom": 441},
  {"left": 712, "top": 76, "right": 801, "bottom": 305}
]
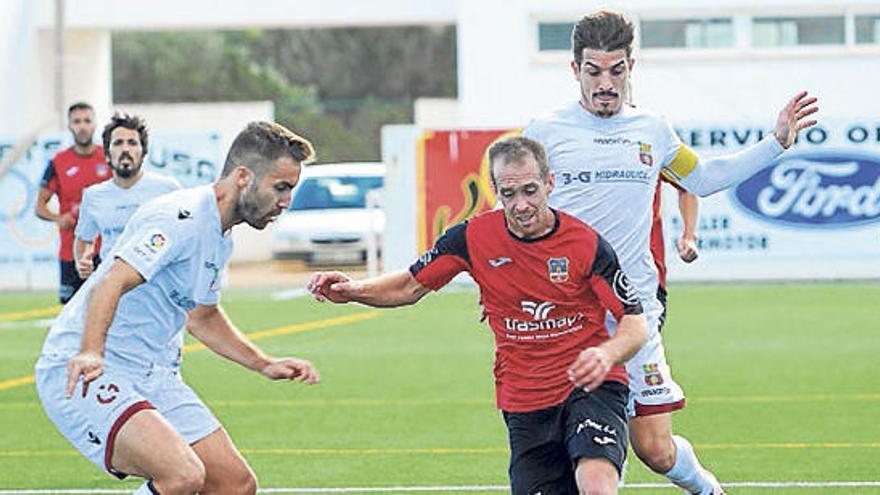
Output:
[{"left": 731, "top": 151, "right": 880, "bottom": 228}]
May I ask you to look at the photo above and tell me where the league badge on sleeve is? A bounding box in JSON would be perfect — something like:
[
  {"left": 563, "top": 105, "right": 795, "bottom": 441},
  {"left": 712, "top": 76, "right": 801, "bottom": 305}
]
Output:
[
  {"left": 547, "top": 257, "right": 570, "bottom": 283},
  {"left": 131, "top": 228, "right": 171, "bottom": 264}
]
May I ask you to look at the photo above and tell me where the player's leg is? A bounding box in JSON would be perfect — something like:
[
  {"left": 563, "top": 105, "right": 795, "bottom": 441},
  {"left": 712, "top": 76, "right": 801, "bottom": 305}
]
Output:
[
  {"left": 191, "top": 427, "right": 258, "bottom": 495},
  {"left": 565, "top": 383, "right": 629, "bottom": 495},
  {"left": 624, "top": 308, "right": 723, "bottom": 495},
  {"left": 503, "top": 407, "right": 578, "bottom": 495},
  {"left": 630, "top": 415, "right": 722, "bottom": 494},
  {"left": 146, "top": 365, "right": 256, "bottom": 495},
  {"left": 574, "top": 458, "right": 619, "bottom": 495},
  {"left": 110, "top": 409, "right": 206, "bottom": 494}
]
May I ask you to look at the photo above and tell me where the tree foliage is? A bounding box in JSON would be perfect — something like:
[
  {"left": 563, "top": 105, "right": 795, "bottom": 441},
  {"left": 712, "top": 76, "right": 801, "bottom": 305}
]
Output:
[{"left": 112, "top": 26, "right": 456, "bottom": 162}]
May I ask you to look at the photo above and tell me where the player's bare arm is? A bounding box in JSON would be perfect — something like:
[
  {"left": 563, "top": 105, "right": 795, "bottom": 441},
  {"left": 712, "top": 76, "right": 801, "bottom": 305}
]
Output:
[
  {"left": 186, "top": 304, "right": 319, "bottom": 384},
  {"left": 65, "top": 258, "right": 145, "bottom": 398},
  {"left": 73, "top": 238, "right": 96, "bottom": 279},
  {"left": 308, "top": 270, "right": 431, "bottom": 307},
  {"left": 567, "top": 313, "right": 648, "bottom": 392},
  {"left": 676, "top": 190, "right": 699, "bottom": 263},
  {"left": 35, "top": 186, "right": 75, "bottom": 228}
]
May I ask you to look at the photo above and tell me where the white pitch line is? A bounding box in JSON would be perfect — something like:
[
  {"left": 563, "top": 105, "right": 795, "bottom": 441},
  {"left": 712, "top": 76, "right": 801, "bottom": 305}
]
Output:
[
  {"left": 271, "top": 288, "right": 309, "bottom": 300},
  {"left": 2, "top": 482, "right": 880, "bottom": 494}
]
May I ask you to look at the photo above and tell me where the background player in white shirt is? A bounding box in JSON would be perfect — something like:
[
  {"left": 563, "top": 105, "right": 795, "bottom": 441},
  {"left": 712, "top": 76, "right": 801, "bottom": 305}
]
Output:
[
  {"left": 36, "top": 122, "right": 320, "bottom": 495},
  {"left": 74, "top": 113, "right": 181, "bottom": 280},
  {"left": 524, "top": 10, "right": 818, "bottom": 495}
]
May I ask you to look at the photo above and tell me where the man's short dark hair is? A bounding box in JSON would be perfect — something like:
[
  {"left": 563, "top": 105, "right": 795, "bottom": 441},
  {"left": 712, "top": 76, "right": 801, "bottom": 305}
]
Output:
[
  {"left": 221, "top": 122, "right": 316, "bottom": 179},
  {"left": 67, "top": 102, "right": 93, "bottom": 116},
  {"left": 572, "top": 10, "right": 635, "bottom": 66},
  {"left": 487, "top": 136, "right": 549, "bottom": 187},
  {"left": 102, "top": 113, "right": 149, "bottom": 155}
]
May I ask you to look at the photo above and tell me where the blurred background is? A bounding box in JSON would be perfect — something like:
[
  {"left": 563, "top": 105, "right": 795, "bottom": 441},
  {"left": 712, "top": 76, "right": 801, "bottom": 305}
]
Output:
[{"left": 3, "top": 0, "right": 880, "bottom": 291}]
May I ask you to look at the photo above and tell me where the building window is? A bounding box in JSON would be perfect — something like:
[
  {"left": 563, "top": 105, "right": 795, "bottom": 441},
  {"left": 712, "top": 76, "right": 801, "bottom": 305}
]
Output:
[
  {"left": 641, "top": 18, "right": 734, "bottom": 48},
  {"left": 856, "top": 15, "right": 880, "bottom": 44},
  {"left": 752, "top": 16, "right": 844, "bottom": 46},
  {"left": 538, "top": 22, "right": 574, "bottom": 51}
]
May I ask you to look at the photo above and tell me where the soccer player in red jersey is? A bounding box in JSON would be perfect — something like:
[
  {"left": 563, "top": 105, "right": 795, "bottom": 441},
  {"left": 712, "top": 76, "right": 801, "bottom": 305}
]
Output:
[
  {"left": 309, "top": 136, "right": 648, "bottom": 494},
  {"left": 35, "top": 102, "right": 111, "bottom": 303}
]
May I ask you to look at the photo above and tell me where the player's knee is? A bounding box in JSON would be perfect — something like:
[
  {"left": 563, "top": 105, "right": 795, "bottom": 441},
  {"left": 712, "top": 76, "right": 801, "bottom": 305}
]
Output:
[
  {"left": 234, "top": 467, "right": 258, "bottom": 495},
  {"left": 159, "top": 457, "right": 206, "bottom": 494},
  {"left": 578, "top": 477, "right": 617, "bottom": 495},
  {"left": 633, "top": 438, "right": 675, "bottom": 473}
]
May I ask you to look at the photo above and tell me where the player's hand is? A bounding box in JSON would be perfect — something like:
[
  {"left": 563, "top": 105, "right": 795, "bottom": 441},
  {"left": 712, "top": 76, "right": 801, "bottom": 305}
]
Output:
[
  {"left": 774, "top": 90, "right": 819, "bottom": 149},
  {"left": 567, "top": 347, "right": 612, "bottom": 393},
  {"left": 677, "top": 235, "right": 699, "bottom": 263},
  {"left": 307, "top": 271, "right": 356, "bottom": 303},
  {"left": 65, "top": 351, "right": 104, "bottom": 399},
  {"left": 261, "top": 357, "right": 320, "bottom": 384},
  {"left": 75, "top": 256, "right": 94, "bottom": 279},
  {"left": 57, "top": 212, "right": 76, "bottom": 230}
]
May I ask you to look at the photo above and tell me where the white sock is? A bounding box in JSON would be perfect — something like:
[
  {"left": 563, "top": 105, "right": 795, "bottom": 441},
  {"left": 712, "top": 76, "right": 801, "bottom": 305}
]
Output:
[
  {"left": 663, "top": 435, "right": 721, "bottom": 494},
  {"left": 133, "top": 481, "right": 159, "bottom": 495}
]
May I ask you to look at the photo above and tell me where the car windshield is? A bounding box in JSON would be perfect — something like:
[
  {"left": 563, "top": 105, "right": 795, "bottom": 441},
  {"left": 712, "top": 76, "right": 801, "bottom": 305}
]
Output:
[{"left": 290, "top": 175, "right": 384, "bottom": 211}]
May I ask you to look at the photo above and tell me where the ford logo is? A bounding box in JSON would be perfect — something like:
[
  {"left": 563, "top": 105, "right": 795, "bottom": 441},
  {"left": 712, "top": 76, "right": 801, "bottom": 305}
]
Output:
[{"left": 731, "top": 151, "right": 880, "bottom": 228}]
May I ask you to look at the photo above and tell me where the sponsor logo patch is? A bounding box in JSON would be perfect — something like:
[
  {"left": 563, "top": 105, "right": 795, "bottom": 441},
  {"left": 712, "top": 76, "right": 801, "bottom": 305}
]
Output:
[
  {"left": 612, "top": 270, "right": 639, "bottom": 305},
  {"left": 520, "top": 300, "right": 556, "bottom": 320},
  {"left": 488, "top": 257, "right": 512, "bottom": 268},
  {"left": 639, "top": 142, "right": 654, "bottom": 166}
]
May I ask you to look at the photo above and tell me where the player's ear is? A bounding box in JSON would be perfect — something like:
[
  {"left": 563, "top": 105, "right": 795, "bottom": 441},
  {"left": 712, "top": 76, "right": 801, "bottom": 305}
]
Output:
[
  {"left": 545, "top": 172, "right": 555, "bottom": 195},
  {"left": 570, "top": 59, "right": 580, "bottom": 80},
  {"left": 235, "top": 166, "right": 254, "bottom": 188},
  {"left": 628, "top": 57, "right": 636, "bottom": 71}
]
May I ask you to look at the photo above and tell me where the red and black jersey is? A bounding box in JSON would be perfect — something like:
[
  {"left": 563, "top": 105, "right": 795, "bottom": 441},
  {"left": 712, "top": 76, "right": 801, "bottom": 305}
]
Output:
[
  {"left": 40, "top": 146, "right": 109, "bottom": 260},
  {"left": 409, "top": 209, "right": 643, "bottom": 413}
]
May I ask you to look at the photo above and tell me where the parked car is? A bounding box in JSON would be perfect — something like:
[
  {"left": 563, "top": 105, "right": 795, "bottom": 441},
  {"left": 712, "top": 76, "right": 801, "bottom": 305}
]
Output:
[{"left": 272, "top": 162, "right": 385, "bottom": 265}]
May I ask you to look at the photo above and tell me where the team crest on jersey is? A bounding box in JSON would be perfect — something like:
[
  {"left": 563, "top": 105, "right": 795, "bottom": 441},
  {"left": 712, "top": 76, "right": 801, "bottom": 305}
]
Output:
[
  {"left": 642, "top": 363, "right": 664, "bottom": 386},
  {"left": 638, "top": 142, "right": 653, "bottom": 167},
  {"left": 547, "top": 257, "right": 569, "bottom": 283},
  {"left": 96, "top": 163, "right": 110, "bottom": 177}
]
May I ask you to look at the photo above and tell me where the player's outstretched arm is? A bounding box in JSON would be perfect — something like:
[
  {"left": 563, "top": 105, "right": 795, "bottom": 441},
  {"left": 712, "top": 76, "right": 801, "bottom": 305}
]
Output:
[
  {"left": 676, "top": 190, "right": 699, "bottom": 263},
  {"left": 673, "top": 90, "right": 819, "bottom": 196},
  {"left": 307, "top": 270, "right": 431, "bottom": 308},
  {"left": 66, "top": 259, "right": 145, "bottom": 398},
  {"left": 567, "top": 313, "right": 648, "bottom": 392},
  {"left": 186, "top": 304, "right": 319, "bottom": 384}
]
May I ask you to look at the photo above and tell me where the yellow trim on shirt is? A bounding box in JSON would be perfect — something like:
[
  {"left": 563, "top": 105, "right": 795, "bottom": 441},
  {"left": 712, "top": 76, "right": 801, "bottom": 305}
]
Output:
[{"left": 665, "top": 144, "right": 698, "bottom": 180}]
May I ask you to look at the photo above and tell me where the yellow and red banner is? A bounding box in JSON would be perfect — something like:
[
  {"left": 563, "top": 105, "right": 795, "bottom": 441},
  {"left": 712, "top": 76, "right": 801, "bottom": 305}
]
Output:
[{"left": 416, "top": 129, "right": 518, "bottom": 252}]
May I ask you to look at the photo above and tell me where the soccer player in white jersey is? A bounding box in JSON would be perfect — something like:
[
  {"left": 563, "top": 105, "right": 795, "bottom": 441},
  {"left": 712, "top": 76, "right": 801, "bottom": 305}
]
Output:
[
  {"left": 35, "top": 122, "right": 320, "bottom": 495},
  {"left": 74, "top": 113, "right": 180, "bottom": 280},
  {"left": 524, "top": 11, "right": 818, "bottom": 495}
]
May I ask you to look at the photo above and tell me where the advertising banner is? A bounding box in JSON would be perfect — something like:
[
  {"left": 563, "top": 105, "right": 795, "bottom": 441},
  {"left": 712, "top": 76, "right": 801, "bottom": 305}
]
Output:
[
  {"left": 0, "top": 133, "right": 221, "bottom": 290},
  {"left": 413, "top": 120, "right": 880, "bottom": 281}
]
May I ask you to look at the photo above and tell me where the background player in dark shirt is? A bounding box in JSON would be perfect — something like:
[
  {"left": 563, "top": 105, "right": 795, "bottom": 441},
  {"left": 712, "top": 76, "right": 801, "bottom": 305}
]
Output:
[
  {"left": 309, "top": 136, "right": 648, "bottom": 494},
  {"left": 34, "top": 102, "right": 110, "bottom": 303}
]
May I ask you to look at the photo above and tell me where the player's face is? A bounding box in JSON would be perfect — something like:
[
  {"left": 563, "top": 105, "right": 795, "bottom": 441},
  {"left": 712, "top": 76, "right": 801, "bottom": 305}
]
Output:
[
  {"left": 68, "top": 109, "right": 96, "bottom": 147},
  {"left": 237, "top": 156, "right": 301, "bottom": 230},
  {"left": 493, "top": 155, "right": 555, "bottom": 239},
  {"left": 572, "top": 48, "right": 632, "bottom": 118},
  {"left": 107, "top": 127, "right": 144, "bottom": 179}
]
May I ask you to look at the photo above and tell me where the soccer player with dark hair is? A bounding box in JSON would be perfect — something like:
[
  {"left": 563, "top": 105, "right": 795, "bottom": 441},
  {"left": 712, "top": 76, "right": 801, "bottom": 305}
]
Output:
[
  {"left": 74, "top": 113, "right": 180, "bottom": 280},
  {"left": 35, "top": 102, "right": 111, "bottom": 303},
  {"left": 523, "top": 10, "right": 819, "bottom": 494},
  {"left": 36, "top": 121, "right": 319, "bottom": 494},
  {"left": 309, "top": 135, "right": 648, "bottom": 494}
]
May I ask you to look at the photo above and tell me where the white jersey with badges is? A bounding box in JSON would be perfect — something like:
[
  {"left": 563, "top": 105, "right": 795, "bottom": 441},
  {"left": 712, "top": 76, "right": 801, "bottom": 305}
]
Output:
[
  {"left": 40, "top": 185, "right": 233, "bottom": 369},
  {"left": 75, "top": 171, "right": 181, "bottom": 261},
  {"left": 524, "top": 103, "right": 690, "bottom": 323}
]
